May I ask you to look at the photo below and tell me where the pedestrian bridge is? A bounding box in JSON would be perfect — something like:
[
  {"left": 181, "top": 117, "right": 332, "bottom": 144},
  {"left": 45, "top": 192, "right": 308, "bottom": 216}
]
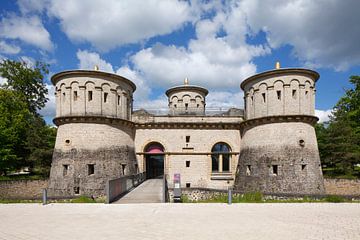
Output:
[{"left": 113, "top": 178, "right": 163, "bottom": 204}]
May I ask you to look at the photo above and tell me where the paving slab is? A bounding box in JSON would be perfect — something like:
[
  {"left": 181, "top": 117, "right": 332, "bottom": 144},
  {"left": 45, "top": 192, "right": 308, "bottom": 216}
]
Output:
[
  {"left": 0, "top": 203, "right": 359, "bottom": 240},
  {"left": 114, "top": 178, "right": 163, "bottom": 204}
]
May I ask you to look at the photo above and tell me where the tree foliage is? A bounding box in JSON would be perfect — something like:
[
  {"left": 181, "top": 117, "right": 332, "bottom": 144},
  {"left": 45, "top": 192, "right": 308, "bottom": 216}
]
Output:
[
  {"left": 317, "top": 76, "right": 360, "bottom": 178},
  {"left": 0, "top": 59, "right": 55, "bottom": 176},
  {"left": 0, "top": 60, "right": 49, "bottom": 115}
]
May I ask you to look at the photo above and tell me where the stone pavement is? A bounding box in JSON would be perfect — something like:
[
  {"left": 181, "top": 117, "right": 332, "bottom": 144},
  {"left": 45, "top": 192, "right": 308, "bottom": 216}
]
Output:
[
  {"left": 114, "top": 178, "right": 163, "bottom": 203},
  {"left": 0, "top": 203, "right": 359, "bottom": 240}
]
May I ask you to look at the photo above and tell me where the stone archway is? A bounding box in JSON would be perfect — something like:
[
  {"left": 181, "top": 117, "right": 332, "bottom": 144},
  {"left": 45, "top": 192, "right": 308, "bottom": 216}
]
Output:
[{"left": 144, "top": 142, "right": 165, "bottom": 179}]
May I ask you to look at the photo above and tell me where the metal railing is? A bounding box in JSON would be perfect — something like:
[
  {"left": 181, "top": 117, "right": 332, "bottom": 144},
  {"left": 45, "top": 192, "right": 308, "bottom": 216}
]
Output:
[
  {"left": 133, "top": 107, "right": 243, "bottom": 116},
  {"left": 106, "top": 172, "right": 146, "bottom": 204}
]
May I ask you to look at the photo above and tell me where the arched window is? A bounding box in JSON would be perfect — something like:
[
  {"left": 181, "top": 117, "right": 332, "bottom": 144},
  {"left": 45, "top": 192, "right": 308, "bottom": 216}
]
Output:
[{"left": 211, "top": 142, "right": 231, "bottom": 172}]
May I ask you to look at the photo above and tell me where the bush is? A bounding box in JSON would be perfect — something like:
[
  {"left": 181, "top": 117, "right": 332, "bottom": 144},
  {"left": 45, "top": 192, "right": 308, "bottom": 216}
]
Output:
[{"left": 324, "top": 195, "right": 345, "bottom": 203}]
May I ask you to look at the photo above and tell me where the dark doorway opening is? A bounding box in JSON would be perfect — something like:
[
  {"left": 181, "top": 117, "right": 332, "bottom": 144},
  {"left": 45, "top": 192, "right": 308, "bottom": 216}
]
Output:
[{"left": 145, "top": 143, "right": 164, "bottom": 179}]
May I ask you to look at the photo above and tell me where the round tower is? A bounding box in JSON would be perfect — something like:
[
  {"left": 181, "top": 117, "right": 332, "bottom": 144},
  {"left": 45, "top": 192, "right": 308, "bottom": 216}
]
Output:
[
  {"left": 166, "top": 78, "right": 208, "bottom": 115},
  {"left": 234, "top": 64, "right": 325, "bottom": 194},
  {"left": 48, "top": 69, "right": 137, "bottom": 197}
]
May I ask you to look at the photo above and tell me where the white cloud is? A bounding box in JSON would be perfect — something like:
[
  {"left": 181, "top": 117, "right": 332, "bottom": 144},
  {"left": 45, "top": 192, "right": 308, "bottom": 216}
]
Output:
[
  {"left": 206, "top": 91, "right": 244, "bottom": 109},
  {"left": 39, "top": 83, "right": 55, "bottom": 118},
  {"left": 47, "top": 0, "right": 191, "bottom": 51},
  {"left": 19, "top": 55, "right": 35, "bottom": 68},
  {"left": 76, "top": 50, "right": 114, "bottom": 72},
  {"left": 129, "top": 4, "right": 270, "bottom": 91},
  {"left": 0, "top": 76, "right": 8, "bottom": 85},
  {"left": 17, "top": 0, "right": 49, "bottom": 14},
  {"left": 315, "top": 109, "right": 333, "bottom": 123},
  {"left": 0, "top": 14, "right": 53, "bottom": 51},
  {"left": 240, "top": 0, "right": 360, "bottom": 70},
  {"left": 0, "top": 41, "right": 21, "bottom": 54}
]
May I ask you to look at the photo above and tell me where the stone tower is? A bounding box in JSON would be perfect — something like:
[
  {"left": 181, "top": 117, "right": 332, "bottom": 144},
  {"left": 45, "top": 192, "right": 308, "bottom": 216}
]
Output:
[
  {"left": 166, "top": 78, "right": 208, "bottom": 115},
  {"left": 234, "top": 66, "right": 325, "bottom": 194},
  {"left": 48, "top": 69, "right": 137, "bottom": 197}
]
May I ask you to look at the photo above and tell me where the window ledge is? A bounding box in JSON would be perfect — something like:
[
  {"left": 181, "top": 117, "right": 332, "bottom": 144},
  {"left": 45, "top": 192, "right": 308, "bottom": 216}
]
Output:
[{"left": 211, "top": 172, "right": 233, "bottom": 180}]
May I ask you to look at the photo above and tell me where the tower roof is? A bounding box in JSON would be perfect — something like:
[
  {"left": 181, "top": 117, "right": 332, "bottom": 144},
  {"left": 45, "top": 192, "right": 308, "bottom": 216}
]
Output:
[
  {"left": 240, "top": 68, "right": 320, "bottom": 90},
  {"left": 165, "top": 78, "right": 208, "bottom": 97},
  {"left": 51, "top": 70, "right": 137, "bottom": 92}
]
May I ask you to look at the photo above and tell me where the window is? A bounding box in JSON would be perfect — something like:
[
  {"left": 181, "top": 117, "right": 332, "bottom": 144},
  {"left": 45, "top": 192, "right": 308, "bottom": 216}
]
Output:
[
  {"left": 197, "top": 104, "right": 200, "bottom": 108},
  {"left": 292, "top": 89, "right": 297, "bottom": 99},
  {"left": 88, "top": 164, "right": 95, "bottom": 175},
  {"left": 74, "top": 187, "right": 80, "bottom": 195},
  {"left": 118, "top": 95, "right": 121, "bottom": 105},
  {"left": 174, "top": 104, "right": 177, "bottom": 108},
  {"left": 186, "top": 161, "right": 190, "bottom": 168},
  {"left": 73, "top": 91, "right": 78, "bottom": 101},
  {"left": 246, "top": 165, "right": 251, "bottom": 176},
  {"left": 277, "top": 90, "right": 281, "bottom": 100},
  {"left": 305, "top": 90, "right": 309, "bottom": 97},
  {"left": 65, "top": 139, "right": 70, "bottom": 145},
  {"left": 104, "top": 92, "right": 108, "bottom": 103},
  {"left": 88, "top": 91, "right": 93, "bottom": 101},
  {"left": 186, "top": 136, "right": 190, "bottom": 143},
  {"left": 272, "top": 165, "right": 278, "bottom": 176},
  {"left": 121, "top": 164, "right": 126, "bottom": 175},
  {"left": 62, "top": 92, "right": 66, "bottom": 101},
  {"left": 63, "top": 165, "right": 69, "bottom": 176},
  {"left": 185, "top": 103, "right": 188, "bottom": 110},
  {"left": 186, "top": 183, "right": 191, "bottom": 188},
  {"left": 251, "top": 96, "right": 254, "bottom": 105},
  {"left": 262, "top": 93, "right": 266, "bottom": 103},
  {"left": 301, "top": 164, "right": 307, "bottom": 171},
  {"left": 299, "top": 139, "right": 305, "bottom": 147},
  {"left": 211, "top": 142, "right": 231, "bottom": 172}
]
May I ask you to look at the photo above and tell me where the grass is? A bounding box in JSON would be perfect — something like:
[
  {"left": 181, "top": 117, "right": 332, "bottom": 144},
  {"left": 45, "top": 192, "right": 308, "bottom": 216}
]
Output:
[
  {"left": 0, "top": 196, "right": 105, "bottom": 204},
  {"left": 0, "top": 174, "right": 47, "bottom": 181},
  {"left": 180, "top": 192, "right": 356, "bottom": 203}
]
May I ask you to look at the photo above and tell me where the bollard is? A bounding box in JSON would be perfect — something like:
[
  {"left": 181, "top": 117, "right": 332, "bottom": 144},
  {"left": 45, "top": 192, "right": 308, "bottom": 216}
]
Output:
[
  {"left": 228, "top": 188, "right": 232, "bottom": 205},
  {"left": 42, "top": 188, "right": 47, "bottom": 205}
]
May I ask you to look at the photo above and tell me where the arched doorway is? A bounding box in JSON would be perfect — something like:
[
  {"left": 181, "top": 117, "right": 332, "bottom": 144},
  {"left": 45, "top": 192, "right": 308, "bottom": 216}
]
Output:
[{"left": 144, "top": 142, "right": 165, "bottom": 179}]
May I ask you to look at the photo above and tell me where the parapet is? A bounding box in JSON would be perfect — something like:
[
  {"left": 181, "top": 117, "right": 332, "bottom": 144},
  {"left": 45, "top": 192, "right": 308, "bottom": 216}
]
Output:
[{"left": 241, "top": 68, "right": 319, "bottom": 120}]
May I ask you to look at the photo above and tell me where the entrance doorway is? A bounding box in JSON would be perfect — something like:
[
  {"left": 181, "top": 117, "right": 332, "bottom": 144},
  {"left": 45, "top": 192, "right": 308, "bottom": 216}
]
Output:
[{"left": 145, "top": 143, "right": 164, "bottom": 179}]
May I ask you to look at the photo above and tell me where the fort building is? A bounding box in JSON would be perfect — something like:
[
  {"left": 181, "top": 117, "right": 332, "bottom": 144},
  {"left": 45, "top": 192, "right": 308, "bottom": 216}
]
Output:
[{"left": 48, "top": 64, "right": 325, "bottom": 197}]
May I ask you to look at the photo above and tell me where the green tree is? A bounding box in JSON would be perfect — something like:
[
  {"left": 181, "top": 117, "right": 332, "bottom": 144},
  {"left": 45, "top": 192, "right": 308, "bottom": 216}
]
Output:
[
  {"left": 0, "top": 89, "right": 31, "bottom": 175},
  {"left": 0, "top": 60, "right": 49, "bottom": 115},
  {"left": 0, "top": 59, "right": 55, "bottom": 176},
  {"left": 317, "top": 76, "right": 360, "bottom": 177}
]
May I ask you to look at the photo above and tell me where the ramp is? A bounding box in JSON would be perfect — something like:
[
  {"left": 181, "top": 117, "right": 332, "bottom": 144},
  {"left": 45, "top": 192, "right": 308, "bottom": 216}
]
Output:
[{"left": 113, "top": 178, "right": 163, "bottom": 204}]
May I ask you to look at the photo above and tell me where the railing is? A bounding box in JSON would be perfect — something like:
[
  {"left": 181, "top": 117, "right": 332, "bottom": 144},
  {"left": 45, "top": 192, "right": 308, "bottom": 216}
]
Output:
[
  {"left": 133, "top": 107, "right": 243, "bottom": 116},
  {"left": 163, "top": 174, "right": 169, "bottom": 203},
  {"left": 106, "top": 172, "right": 146, "bottom": 204}
]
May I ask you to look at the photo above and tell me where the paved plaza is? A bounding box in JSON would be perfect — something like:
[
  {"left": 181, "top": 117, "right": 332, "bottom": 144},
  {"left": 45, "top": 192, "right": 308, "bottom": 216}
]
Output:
[{"left": 0, "top": 203, "right": 359, "bottom": 240}]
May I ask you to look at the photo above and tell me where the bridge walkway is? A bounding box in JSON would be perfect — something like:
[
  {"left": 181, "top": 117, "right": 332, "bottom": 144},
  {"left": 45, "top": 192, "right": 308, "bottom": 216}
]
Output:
[{"left": 113, "top": 178, "right": 163, "bottom": 204}]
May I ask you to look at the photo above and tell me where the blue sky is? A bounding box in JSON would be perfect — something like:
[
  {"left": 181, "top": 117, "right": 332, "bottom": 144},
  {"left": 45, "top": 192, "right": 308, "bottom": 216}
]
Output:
[{"left": 0, "top": 0, "right": 359, "bottom": 124}]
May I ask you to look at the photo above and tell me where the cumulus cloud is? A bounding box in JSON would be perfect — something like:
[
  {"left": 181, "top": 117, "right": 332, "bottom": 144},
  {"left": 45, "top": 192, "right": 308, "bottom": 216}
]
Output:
[
  {"left": 0, "top": 41, "right": 21, "bottom": 55},
  {"left": 46, "top": 0, "right": 191, "bottom": 51},
  {"left": 39, "top": 83, "right": 56, "bottom": 119},
  {"left": 0, "top": 14, "right": 53, "bottom": 51},
  {"left": 76, "top": 50, "right": 114, "bottom": 72},
  {"left": 129, "top": 3, "right": 270, "bottom": 91},
  {"left": 315, "top": 109, "right": 333, "bottom": 123},
  {"left": 240, "top": 0, "right": 360, "bottom": 70},
  {"left": 17, "top": 0, "right": 49, "bottom": 14}
]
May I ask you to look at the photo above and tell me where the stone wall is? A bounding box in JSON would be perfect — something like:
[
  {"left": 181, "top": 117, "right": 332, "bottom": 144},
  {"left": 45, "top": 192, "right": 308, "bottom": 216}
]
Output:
[
  {"left": 324, "top": 178, "right": 360, "bottom": 196},
  {"left": 0, "top": 180, "right": 48, "bottom": 199}
]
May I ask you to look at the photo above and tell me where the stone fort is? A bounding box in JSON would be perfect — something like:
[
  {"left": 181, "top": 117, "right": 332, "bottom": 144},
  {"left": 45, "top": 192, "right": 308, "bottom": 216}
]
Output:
[{"left": 48, "top": 63, "right": 325, "bottom": 197}]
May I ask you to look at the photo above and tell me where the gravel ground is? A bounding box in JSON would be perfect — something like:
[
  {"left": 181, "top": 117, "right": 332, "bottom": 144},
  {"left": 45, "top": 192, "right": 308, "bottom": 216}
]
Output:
[{"left": 0, "top": 203, "right": 359, "bottom": 240}]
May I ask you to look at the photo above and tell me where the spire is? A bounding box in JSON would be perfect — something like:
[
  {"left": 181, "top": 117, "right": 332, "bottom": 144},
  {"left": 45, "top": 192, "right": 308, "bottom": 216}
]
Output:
[
  {"left": 184, "top": 77, "right": 189, "bottom": 85},
  {"left": 275, "top": 61, "right": 281, "bottom": 69}
]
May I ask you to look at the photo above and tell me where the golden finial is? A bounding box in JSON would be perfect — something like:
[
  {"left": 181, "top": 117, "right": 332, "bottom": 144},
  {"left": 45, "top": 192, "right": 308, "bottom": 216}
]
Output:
[
  {"left": 94, "top": 65, "right": 99, "bottom": 71},
  {"left": 275, "top": 61, "right": 280, "bottom": 69},
  {"left": 184, "top": 77, "right": 189, "bottom": 85}
]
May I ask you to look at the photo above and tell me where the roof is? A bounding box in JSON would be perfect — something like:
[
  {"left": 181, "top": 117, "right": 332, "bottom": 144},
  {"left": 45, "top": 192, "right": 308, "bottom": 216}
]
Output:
[{"left": 51, "top": 70, "right": 137, "bottom": 92}]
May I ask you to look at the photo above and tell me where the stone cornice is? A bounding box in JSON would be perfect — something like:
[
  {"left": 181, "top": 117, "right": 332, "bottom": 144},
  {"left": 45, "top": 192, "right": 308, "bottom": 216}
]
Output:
[
  {"left": 240, "top": 115, "right": 319, "bottom": 131},
  {"left": 53, "top": 116, "right": 135, "bottom": 127},
  {"left": 165, "top": 85, "right": 209, "bottom": 96}
]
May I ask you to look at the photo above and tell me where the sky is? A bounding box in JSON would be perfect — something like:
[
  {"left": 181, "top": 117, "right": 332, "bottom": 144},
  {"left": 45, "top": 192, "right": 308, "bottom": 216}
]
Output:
[{"left": 1, "top": 0, "right": 359, "bottom": 125}]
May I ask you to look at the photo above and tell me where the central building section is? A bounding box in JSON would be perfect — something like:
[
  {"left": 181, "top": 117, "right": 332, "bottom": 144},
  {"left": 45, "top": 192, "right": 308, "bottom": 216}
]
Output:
[{"left": 134, "top": 79, "right": 242, "bottom": 189}]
